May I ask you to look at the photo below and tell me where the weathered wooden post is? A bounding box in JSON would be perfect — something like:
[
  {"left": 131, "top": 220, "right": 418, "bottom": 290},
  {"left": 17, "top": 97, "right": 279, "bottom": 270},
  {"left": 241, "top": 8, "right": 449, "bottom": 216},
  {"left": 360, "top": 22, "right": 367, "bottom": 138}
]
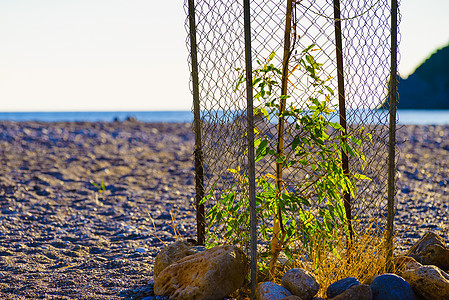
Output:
[
  {"left": 187, "top": 0, "right": 205, "bottom": 246},
  {"left": 387, "top": 0, "right": 399, "bottom": 269}
]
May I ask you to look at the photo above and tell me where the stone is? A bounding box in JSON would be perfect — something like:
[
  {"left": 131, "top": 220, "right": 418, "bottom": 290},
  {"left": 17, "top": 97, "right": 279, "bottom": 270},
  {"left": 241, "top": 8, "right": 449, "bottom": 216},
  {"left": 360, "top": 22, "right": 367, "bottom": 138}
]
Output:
[
  {"left": 406, "top": 231, "right": 449, "bottom": 271},
  {"left": 402, "top": 264, "right": 449, "bottom": 300},
  {"left": 256, "top": 282, "right": 292, "bottom": 300},
  {"left": 328, "top": 284, "right": 372, "bottom": 300},
  {"left": 394, "top": 256, "right": 422, "bottom": 275},
  {"left": 281, "top": 268, "right": 319, "bottom": 300},
  {"left": 153, "top": 240, "right": 200, "bottom": 278},
  {"left": 135, "top": 247, "right": 147, "bottom": 254},
  {"left": 327, "top": 277, "right": 360, "bottom": 298},
  {"left": 188, "top": 245, "right": 207, "bottom": 255},
  {"left": 154, "top": 245, "right": 248, "bottom": 300},
  {"left": 370, "top": 273, "right": 416, "bottom": 300}
]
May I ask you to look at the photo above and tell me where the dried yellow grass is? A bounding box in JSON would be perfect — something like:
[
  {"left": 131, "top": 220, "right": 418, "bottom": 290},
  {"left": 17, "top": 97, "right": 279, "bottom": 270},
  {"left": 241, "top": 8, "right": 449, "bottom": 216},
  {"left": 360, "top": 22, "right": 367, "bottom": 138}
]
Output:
[{"left": 288, "top": 221, "right": 394, "bottom": 298}]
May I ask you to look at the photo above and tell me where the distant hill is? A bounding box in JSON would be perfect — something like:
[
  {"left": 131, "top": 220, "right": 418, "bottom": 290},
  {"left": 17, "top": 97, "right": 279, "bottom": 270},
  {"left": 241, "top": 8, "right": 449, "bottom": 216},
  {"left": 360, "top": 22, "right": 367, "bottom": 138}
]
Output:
[{"left": 381, "top": 43, "right": 449, "bottom": 109}]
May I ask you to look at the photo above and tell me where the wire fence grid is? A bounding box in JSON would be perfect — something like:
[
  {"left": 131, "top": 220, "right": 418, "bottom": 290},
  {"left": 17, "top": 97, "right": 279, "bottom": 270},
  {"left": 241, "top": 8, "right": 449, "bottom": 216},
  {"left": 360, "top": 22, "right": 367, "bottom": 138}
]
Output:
[{"left": 185, "top": 0, "right": 400, "bottom": 279}]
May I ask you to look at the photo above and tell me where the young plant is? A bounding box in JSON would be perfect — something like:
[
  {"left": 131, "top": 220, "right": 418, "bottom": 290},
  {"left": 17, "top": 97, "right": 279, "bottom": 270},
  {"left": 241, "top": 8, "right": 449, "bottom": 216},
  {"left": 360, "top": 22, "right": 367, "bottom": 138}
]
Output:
[
  {"left": 91, "top": 180, "right": 107, "bottom": 193},
  {"left": 202, "top": 45, "right": 372, "bottom": 278}
]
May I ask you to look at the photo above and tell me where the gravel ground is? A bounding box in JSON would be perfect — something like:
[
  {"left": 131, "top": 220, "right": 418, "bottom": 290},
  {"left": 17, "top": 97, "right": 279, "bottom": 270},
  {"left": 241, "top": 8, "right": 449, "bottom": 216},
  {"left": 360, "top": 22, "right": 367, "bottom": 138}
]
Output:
[
  {"left": 395, "top": 125, "right": 449, "bottom": 251},
  {"left": 0, "top": 121, "right": 447, "bottom": 299}
]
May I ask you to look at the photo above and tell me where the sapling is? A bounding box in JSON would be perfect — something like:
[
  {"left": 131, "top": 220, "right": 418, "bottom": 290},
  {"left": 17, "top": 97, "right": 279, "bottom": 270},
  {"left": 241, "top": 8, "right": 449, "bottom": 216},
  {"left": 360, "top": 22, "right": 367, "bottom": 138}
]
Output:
[{"left": 202, "top": 45, "right": 372, "bottom": 279}]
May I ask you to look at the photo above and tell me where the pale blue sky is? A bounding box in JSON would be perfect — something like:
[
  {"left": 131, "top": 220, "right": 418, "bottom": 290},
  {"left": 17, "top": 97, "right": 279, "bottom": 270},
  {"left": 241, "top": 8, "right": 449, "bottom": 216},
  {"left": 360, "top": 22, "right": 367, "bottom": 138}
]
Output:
[{"left": 0, "top": 0, "right": 448, "bottom": 111}]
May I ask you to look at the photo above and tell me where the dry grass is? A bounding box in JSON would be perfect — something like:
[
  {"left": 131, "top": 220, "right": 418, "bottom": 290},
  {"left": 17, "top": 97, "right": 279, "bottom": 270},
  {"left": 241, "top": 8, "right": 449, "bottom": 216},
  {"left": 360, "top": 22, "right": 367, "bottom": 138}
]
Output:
[
  {"left": 230, "top": 221, "right": 395, "bottom": 299},
  {"left": 287, "top": 221, "right": 393, "bottom": 298}
]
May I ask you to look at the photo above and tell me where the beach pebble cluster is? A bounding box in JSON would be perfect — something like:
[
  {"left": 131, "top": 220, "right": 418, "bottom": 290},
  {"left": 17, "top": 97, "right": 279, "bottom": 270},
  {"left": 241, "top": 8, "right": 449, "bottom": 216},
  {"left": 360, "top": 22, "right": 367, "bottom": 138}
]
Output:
[{"left": 0, "top": 121, "right": 448, "bottom": 299}]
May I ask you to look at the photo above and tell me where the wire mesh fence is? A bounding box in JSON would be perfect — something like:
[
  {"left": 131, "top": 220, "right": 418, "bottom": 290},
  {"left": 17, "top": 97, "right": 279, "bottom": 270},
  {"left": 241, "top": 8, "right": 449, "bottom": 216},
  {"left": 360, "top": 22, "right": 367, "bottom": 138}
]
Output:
[{"left": 185, "top": 0, "right": 399, "bottom": 279}]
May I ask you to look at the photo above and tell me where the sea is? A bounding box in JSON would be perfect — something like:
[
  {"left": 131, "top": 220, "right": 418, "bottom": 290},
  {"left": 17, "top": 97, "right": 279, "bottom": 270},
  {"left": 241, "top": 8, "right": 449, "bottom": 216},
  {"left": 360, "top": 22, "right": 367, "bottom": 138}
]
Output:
[{"left": 0, "top": 110, "right": 448, "bottom": 125}]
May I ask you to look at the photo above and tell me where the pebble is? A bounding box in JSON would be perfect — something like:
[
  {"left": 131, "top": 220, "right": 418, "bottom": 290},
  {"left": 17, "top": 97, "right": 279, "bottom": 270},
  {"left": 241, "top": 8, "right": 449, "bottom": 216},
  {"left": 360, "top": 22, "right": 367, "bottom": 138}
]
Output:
[
  {"left": 370, "top": 274, "right": 415, "bottom": 300},
  {"left": 327, "top": 277, "right": 360, "bottom": 298}
]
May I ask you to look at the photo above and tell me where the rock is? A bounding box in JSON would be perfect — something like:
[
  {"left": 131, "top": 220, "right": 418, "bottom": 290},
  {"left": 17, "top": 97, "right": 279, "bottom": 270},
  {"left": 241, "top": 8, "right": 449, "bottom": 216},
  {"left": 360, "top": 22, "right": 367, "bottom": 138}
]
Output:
[
  {"left": 394, "top": 256, "right": 422, "bottom": 275},
  {"left": 327, "top": 277, "right": 360, "bottom": 298},
  {"left": 370, "top": 273, "right": 416, "bottom": 300},
  {"left": 136, "top": 247, "right": 147, "bottom": 254},
  {"left": 154, "top": 245, "right": 248, "bottom": 300},
  {"left": 188, "top": 245, "right": 207, "bottom": 255},
  {"left": 401, "top": 186, "right": 411, "bottom": 194},
  {"left": 328, "top": 284, "right": 372, "bottom": 300},
  {"left": 402, "top": 264, "right": 449, "bottom": 300},
  {"left": 406, "top": 231, "right": 449, "bottom": 271},
  {"left": 153, "top": 240, "right": 196, "bottom": 277},
  {"left": 281, "top": 268, "right": 319, "bottom": 300},
  {"left": 256, "top": 282, "right": 292, "bottom": 300},
  {"left": 280, "top": 296, "right": 303, "bottom": 300}
]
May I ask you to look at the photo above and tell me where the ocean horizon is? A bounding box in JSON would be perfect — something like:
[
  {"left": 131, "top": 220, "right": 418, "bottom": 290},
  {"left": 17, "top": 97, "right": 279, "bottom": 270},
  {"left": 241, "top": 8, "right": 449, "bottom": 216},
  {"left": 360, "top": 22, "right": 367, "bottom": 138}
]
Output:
[{"left": 0, "top": 110, "right": 448, "bottom": 125}]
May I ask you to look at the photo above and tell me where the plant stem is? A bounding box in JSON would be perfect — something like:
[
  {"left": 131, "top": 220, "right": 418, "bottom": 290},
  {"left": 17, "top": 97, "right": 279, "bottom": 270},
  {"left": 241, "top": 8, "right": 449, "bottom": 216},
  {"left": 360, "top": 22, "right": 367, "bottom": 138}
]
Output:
[{"left": 270, "top": 0, "right": 294, "bottom": 280}]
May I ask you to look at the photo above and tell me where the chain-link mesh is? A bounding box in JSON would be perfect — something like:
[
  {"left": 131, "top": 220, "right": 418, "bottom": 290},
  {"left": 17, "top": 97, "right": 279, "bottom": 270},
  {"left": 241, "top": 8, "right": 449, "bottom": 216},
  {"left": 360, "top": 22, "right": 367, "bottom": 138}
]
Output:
[{"left": 185, "top": 0, "right": 399, "bottom": 258}]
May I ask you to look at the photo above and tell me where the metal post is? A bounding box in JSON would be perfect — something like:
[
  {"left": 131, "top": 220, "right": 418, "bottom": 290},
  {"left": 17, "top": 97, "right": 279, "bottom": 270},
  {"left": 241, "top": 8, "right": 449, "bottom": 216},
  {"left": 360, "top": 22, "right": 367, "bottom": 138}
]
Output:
[
  {"left": 333, "top": 0, "right": 353, "bottom": 242},
  {"left": 243, "top": 0, "right": 257, "bottom": 298},
  {"left": 188, "top": 0, "right": 205, "bottom": 246},
  {"left": 387, "top": 0, "right": 398, "bottom": 269}
]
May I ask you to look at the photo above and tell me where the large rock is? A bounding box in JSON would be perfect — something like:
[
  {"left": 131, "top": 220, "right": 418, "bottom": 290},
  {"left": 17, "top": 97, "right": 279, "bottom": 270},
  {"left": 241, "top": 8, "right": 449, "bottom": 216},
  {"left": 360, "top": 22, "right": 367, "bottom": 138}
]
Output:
[
  {"left": 153, "top": 240, "right": 204, "bottom": 277},
  {"left": 406, "top": 231, "right": 449, "bottom": 271},
  {"left": 154, "top": 245, "right": 248, "bottom": 300},
  {"left": 328, "top": 284, "right": 372, "bottom": 300},
  {"left": 281, "top": 268, "right": 319, "bottom": 300},
  {"left": 394, "top": 256, "right": 423, "bottom": 278},
  {"left": 370, "top": 273, "right": 416, "bottom": 300},
  {"left": 402, "top": 264, "right": 449, "bottom": 300},
  {"left": 327, "top": 277, "right": 360, "bottom": 298},
  {"left": 256, "top": 282, "right": 292, "bottom": 300}
]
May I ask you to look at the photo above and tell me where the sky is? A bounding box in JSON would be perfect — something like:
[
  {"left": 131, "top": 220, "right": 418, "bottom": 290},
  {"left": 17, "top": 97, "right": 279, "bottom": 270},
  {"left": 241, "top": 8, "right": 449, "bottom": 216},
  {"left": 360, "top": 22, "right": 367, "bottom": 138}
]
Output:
[{"left": 0, "top": 0, "right": 448, "bottom": 112}]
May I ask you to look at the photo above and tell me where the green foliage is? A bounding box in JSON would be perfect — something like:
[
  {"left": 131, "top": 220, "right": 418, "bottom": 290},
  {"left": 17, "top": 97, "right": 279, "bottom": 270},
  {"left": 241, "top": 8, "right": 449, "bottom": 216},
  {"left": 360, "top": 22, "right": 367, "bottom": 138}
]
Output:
[
  {"left": 203, "top": 45, "right": 372, "bottom": 272},
  {"left": 91, "top": 180, "right": 106, "bottom": 193}
]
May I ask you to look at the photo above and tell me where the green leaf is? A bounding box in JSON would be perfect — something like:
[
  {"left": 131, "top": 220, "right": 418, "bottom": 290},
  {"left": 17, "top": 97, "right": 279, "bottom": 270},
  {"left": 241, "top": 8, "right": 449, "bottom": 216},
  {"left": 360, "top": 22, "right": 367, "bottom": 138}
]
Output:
[
  {"left": 366, "top": 132, "right": 373, "bottom": 143},
  {"left": 256, "top": 139, "right": 269, "bottom": 162},
  {"left": 234, "top": 74, "right": 245, "bottom": 92},
  {"left": 302, "top": 44, "right": 316, "bottom": 53},
  {"left": 350, "top": 136, "right": 362, "bottom": 147},
  {"left": 292, "top": 136, "right": 301, "bottom": 151},
  {"left": 276, "top": 156, "right": 285, "bottom": 163},
  {"left": 342, "top": 142, "right": 356, "bottom": 157},
  {"left": 306, "top": 55, "right": 315, "bottom": 66},
  {"left": 252, "top": 77, "right": 262, "bottom": 86},
  {"left": 328, "top": 122, "right": 343, "bottom": 131},
  {"left": 353, "top": 173, "right": 372, "bottom": 181},
  {"left": 260, "top": 107, "right": 270, "bottom": 120}
]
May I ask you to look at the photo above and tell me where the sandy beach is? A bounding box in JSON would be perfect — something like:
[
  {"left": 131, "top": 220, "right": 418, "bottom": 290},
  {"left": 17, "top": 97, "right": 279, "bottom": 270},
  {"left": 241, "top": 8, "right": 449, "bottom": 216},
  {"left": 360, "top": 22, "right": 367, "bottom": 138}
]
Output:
[{"left": 0, "top": 120, "right": 448, "bottom": 299}]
